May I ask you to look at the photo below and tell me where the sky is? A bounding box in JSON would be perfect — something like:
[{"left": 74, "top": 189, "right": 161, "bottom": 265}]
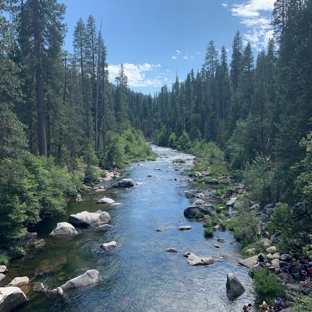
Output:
[{"left": 60, "top": 0, "right": 275, "bottom": 95}]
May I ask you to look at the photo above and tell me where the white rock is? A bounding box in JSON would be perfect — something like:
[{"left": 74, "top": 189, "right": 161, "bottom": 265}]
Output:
[
  {"left": 60, "top": 269, "right": 100, "bottom": 290},
  {"left": 8, "top": 276, "right": 29, "bottom": 287},
  {"left": 49, "top": 222, "right": 78, "bottom": 236},
  {"left": 0, "top": 287, "right": 27, "bottom": 312},
  {"left": 100, "top": 241, "right": 117, "bottom": 252},
  {"left": 97, "top": 197, "right": 115, "bottom": 204}
]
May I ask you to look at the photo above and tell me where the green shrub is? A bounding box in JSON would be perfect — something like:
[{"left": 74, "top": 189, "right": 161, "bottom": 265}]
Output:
[
  {"left": 252, "top": 270, "right": 286, "bottom": 306},
  {"left": 172, "top": 158, "right": 185, "bottom": 164},
  {"left": 293, "top": 295, "right": 312, "bottom": 312},
  {"left": 203, "top": 221, "right": 212, "bottom": 228},
  {"left": 244, "top": 154, "right": 277, "bottom": 206},
  {"left": 84, "top": 165, "right": 99, "bottom": 184},
  {"left": 242, "top": 240, "right": 267, "bottom": 258},
  {"left": 195, "top": 211, "right": 205, "bottom": 220},
  {"left": 229, "top": 201, "right": 260, "bottom": 247},
  {"left": 0, "top": 254, "right": 9, "bottom": 265},
  {"left": 219, "top": 222, "right": 227, "bottom": 231},
  {"left": 204, "top": 226, "right": 214, "bottom": 238},
  {"left": 215, "top": 206, "right": 222, "bottom": 214}
]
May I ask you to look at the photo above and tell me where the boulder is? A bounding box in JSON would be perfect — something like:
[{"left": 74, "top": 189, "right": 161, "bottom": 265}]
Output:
[
  {"left": 97, "top": 197, "right": 115, "bottom": 204},
  {"left": 245, "top": 248, "right": 256, "bottom": 256},
  {"left": 226, "top": 273, "right": 245, "bottom": 299},
  {"left": 260, "top": 238, "right": 271, "bottom": 246},
  {"left": 76, "top": 194, "right": 83, "bottom": 202},
  {"left": 257, "top": 213, "right": 270, "bottom": 223},
  {"left": 206, "top": 179, "right": 219, "bottom": 185},
  {"left": 184, "top": 204, "right": 215, "bottom": 218},
  {"left": 226, "top": 198, "right": 237, "bottom": 207},
  {"left": 0, "top": 287, "right": 27, "bottom": 312},
  {"left": 49, "top": 222, "right": 78, "bottom": 236},
  {"left": 184, "top": 191, "right": 195, "bottom": 198},
  {"left": 8, "top": 276, "right": 29, "bottom": 287},
  {"left": 33, "top": 283, "right": 47, "bottom": 293},
  {"left": 280, "top": 254, "right": 292, "bottom": 262},
  {"left": 178, "top": 226, "right": 191, "bottom": 231},
  {"left": 0, "top": 274, "right": 5, "bottom": 283},
  {"left": 217, "top": 238, "right": 225, "bottom": 243},
  {"left": 112, "top": 179, "right": 135, "bottom": 188},
  {"left": 100, "top": 241, "right": 117, "bottom": 252},
  {"left": 193, "top": 199, "right": 205, "bottom": 205},
  {"left": 60, "top": 269, "right": 100, "bottom": 290},
  {"left": 248, "top": 264, "right": 266, "bottom": 278},
  {"left": 166, "top": 248, "right": 179, "bottom": 253},
  {"left": 239, "top": 255, "right": 258, "bottom": 268},
  {"left": 266, "top": 246, "right": 277, "bottom": 254},
  {"left": 0, "top": 266, "right": 7, "bottom": 274},
  {"left": 68, "top": 210, "right": 110, "bottom": 228},
  {"left": 271, "top": 259, "right": 280, "bottom": 269},
  {"left": 183, "top": 252, "right": 214, "bottom": 266}
]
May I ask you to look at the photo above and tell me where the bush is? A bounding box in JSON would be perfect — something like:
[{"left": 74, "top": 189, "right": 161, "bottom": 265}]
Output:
[
  {"left": 84, "top": 165, "right": 100, "bottom": 184},
  {"left": 230, "top": 201, "right": 260, "bottom": 247},
  {"left": 0, "top": 254, "right": 9, "bottom": 265},
  {"left": 204, "top": 226, "right": 214, "bottom": 238},
  {"left": 244, "top": 154, "right": 277, "bottom": 206},
  {"left": 203, "top": 221, "right": 212, "bottom": 228},
  {"left": 195, "top": 211, "right": 205, "bottom": 220},
  {"left": 293, "top": 295, "right": 312, "bottom": 312},
  {"left": 172, "top": 158, "right": 185, "bottom": 164},
  {"left": 252, "top": 270, "right": 286, "bottom": 306}
]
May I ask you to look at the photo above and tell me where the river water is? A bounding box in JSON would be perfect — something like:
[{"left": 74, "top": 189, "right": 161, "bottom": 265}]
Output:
[{"left": 7, "top": 145, "right": 255, "bottom": 311}]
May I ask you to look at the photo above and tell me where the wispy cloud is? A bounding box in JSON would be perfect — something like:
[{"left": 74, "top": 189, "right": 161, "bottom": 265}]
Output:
[
  {"left": 172, "top": 50, "right": 194, "bottom": 61},
  {"left": 225, "top": 0, "right": 275, "bottom": 50},
  {"left": 108, "top": 62, "right": 162, "bottom": 88}
]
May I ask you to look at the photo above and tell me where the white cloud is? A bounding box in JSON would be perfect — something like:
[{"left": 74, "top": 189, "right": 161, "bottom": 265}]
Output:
[
  {"left": 222, "top": 3, "right": 228, "bottom": 8},
  {"left": 183, "top": 56, "right": 188, "bottom": 60},
  {"left": 172, "top": 55, "right": 177, "bottom": 60},
  {"left": 108, "top": 62, "right": 162, "bottom": 88},
  {"left": 176, "top": 50, "right": 181, "bottom": 55},
  {"left": 228, "top": 0, "right": 275, "bottom": 50}
]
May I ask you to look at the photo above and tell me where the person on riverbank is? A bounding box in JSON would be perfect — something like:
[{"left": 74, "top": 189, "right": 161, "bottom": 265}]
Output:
[
  {"left": 257, "top": 253, "right": 265, "bottom": 267},
  {"left": 243, "top": 303, "right": 252, "bottom": 311},
  {"left": 258, "top": 301, "right": 268, "bottom": 312},
  {"left": 286, "top": 260, "right": 293, "bottom": 283},
  {"left": 274, "top": 297, "right": 283, "bottom": 311}
]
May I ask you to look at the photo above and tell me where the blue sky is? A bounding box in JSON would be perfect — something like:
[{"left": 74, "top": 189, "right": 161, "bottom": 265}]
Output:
[{"left": 61, "top": 0, "right": 275, "bottom": 95}]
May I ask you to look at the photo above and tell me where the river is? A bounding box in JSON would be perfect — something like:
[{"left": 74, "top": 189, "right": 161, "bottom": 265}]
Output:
[{"left": 8, "top": 145, "right": 255, "bottom": 311}]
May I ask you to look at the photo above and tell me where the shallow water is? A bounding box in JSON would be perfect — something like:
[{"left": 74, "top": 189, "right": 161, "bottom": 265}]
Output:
[{"left": 6, "top": 146, "right": 255, "bottom": 311}]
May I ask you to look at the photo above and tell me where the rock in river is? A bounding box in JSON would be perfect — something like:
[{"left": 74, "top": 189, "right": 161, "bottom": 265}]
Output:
[
  {"left": 226, "top": 272, "right": 245, "bottom": 299},
  {"left": 60, "top": 269, "right": 100, "bottom": 290},
  {"left": 49, "top": 222, "right": 78, "bottom": 236},
  {"left": 68, "top": 210, "right": 111, "bottom": 228},
  {"left": 8, "top": 276, "right": 29, "bottom": 287},
  {"left": 97, "top": 197, "right": 115, "bottom": 204},
  {"left": 184, "top": 203, "right": 216, "bottom": 218},
  {"left": 0, "top": 287, "right": 27, "bottom": 312},
  {"left": 100, "top": 241, "right": 117, "bottom": 251},
  {"left": 184, "top": 252, "right": 214, "bottom": 266},
  {"left": 112, "top": 179, "right": 136, "bottom": 188}
]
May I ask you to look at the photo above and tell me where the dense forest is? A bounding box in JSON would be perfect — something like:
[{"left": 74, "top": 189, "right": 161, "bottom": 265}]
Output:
[{"left": 1, "top": 0, "right": 312, "bottom": 265}]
